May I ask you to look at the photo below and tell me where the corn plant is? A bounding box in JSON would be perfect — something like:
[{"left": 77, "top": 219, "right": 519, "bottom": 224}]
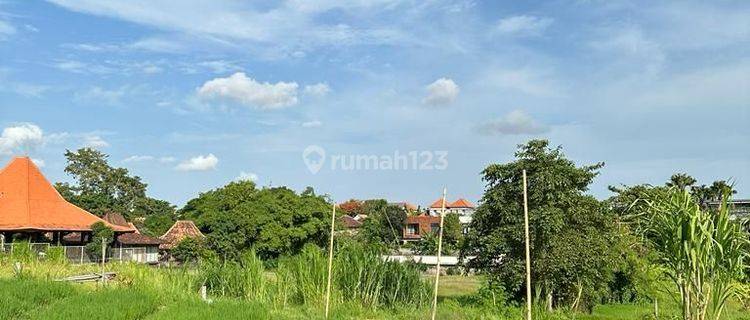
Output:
[{"left": 647, "top": 190, "right": 749, "bottom": 320}]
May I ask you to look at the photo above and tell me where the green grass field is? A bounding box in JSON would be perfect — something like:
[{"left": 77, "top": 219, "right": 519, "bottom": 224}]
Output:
[{"left": 1, "top": 261, "right": 748, "bottom": 319}]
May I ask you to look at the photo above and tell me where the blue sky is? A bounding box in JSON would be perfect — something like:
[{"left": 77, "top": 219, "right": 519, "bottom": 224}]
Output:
[{"left": 0, "top": 0, "right": 748, "bottom": 207}]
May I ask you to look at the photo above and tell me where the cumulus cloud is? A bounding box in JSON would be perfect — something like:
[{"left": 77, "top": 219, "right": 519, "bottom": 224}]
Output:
[
  {"left": 423, "top": 77, "right": 459, "bottom": 106},
  {"left": 122, "top": 155, "right": 154, "bottom": 163},
  {"left": 83, "top": 135, "right": 109, "bottom": 148},
  {"left": 197, "top": 72, "right": 299, "bottom": 109},
  {"left": 301, "top": 120, "right": 323, "bottom": 128},
  {"left": 476, "top": 110, "right": 549, "bottom": 136},
  {"left": 0, "top": 123, "right": 44, "bottom": 154},
  {"left": 496, "top": 15, "right": 553, "bottom": 36},
  {"left": 236, "top": 171, "right": 258, "bottom": 182},
  {"left": 304, "top": 83, "right": 331, "bottom": 97},
  {"left": 176, "top": 154, "right": 218, "bottom": 171}
]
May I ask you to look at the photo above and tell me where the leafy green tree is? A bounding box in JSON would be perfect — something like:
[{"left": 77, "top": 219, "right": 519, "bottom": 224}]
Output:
[
  {"left": 86, "top": 221, "right": 114, "bottom": 256},
  {"left": 180, "top": 181, "right": 332, "bottom": 260},
  {"left": 171, "top": 237, "right": 212, "bottom": 263},
  {"left": 666, "top": 173, "right": 697, "bottom": 190},
  {"left": 55, "top": 148, "right": 175, "bottom": 222},
  {"left": 464, "top": 140, "right": 619, "bottom": 311},
  {"left": 443, "top": 213, "right": 462, "bottom": 249},
  {"left": 358, "top": 201, "right": 406, "bottom": 247}
]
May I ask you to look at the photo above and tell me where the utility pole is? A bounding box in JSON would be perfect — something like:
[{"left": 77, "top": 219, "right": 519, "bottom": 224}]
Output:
[
  {"left": 523, "top": 170, "right": 532, "bottom": 320},
  {"left": 430, "top": 187, "right": 447, "bottom": 320},
  {"left": 324, "top": 204, "right": 336, "bottom": 318}
]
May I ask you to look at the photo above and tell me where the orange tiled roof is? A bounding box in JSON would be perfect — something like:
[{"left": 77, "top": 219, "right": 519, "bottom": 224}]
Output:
[
  {"left": 450, "top": 198, "right": 475, "bottom": 208},
  {"left": 0, "top": 157, "right": 133, "bottom": 232},
  {"left": 428, "top": 198, "right": 447, "bottom": 208}
]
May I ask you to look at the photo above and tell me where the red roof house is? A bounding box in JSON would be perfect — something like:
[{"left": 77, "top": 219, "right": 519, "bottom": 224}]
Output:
[
  {"left": 402, "top": 214, "right": 442, "bottom": 241},
  {"left": 0, "top": 157, "right": 133, "bottom": 232}
]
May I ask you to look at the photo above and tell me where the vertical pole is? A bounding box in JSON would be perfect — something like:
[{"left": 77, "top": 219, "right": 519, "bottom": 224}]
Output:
[
  {"left": 324, "top": 203, "right": 336, "bottom": 318},
  {"left": 100, "top": 238, "right": 106, "bottom": 285},
  {"left": 523, "top": 170, "right": 532, "bottom": 320},
  {"left": 0, "top": 233, "right": 4, "bottom": 253},
  {"left": 430, "top": 187, "right": 448, "bottom": 320}
]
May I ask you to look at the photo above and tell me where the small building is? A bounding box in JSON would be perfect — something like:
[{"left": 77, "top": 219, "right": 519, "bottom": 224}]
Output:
[
  {"left": 103, "top": 213, "right": 162, "bottom": 264},
  {"left": 337, "top": 215, "right": 363, "bottom": 235},
  {"left": 159, "top": 220, "right": 205, "bottom": 250},
  {"left": 707, "top": 199, "right": 750, "bottom": 220},
  {"left": 427, "top": 198, "right": 476, "bottom": 233},
  {"left": 402, "top": 214, "right": 441, "bottom": 242}
]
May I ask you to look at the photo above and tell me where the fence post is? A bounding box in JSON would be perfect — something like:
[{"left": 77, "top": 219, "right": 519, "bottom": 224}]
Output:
[
  {"left": 0, "top": 234, "right": 4, "bottom": 253},
  {"left": 100, "top": 238, "right": 107, "bottom": 284}
]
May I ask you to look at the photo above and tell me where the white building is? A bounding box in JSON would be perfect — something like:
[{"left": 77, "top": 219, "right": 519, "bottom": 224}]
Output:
[{"left": 427, "top": 198, "right": 476, "bottom": 232}]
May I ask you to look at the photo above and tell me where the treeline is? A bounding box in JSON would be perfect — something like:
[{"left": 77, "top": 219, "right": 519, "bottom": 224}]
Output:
[{"left": 462, "top": 140, "right": 746, "bottom": 318}]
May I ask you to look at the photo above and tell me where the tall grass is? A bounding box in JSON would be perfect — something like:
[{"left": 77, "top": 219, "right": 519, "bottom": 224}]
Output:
[
  {"left": 0, "top": 278, "right": 76, "bottom": 320},
  {"left": 199, "top": 250, "right": 266, "bottom": 300},
  {"left": 647, "top": 190, "right": 750, "bottom": 320}
]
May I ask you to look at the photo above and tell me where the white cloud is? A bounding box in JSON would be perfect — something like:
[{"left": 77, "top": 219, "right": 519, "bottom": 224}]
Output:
[
  {"left": 423, "top": 77, "right": 459, "bottom": 106},
  {"left": 302, "top": 120, "right": 323, "bottom": 128},
  {"left": 176, "top": 154, "right": 218, "bottom": 171},
  {"left": 496, "top": 15, "right": 553, "bottom": 36},
  {"left": 476, "top": 110, "right": 549, "bottom": 136},
  {"left": 198, "top": 60, "right": 241, "bottom": 74},
  {"left": 0, "top": 19, "right": 16, "bottom": 40},
  {"left": 159, "top": 156, "right": 176, "bottom": 163},
  {"left": 304, "top": 83, "right": 331, "bottom": 97},
  {"left": 484, "top": 68, "right": 561, "bottom": 97},
  {"left": 83, "top": 135, "right": 109, "bottom": 148},
  {"left": 236, "top": 171, "right": 258, "bottom": 182},
  {"left": 75, "top": 86, "right": 126, "bottom": 106},
  {"left": 122, "top": 155, "right": 154, "bottom": 163},
  {"left": 197, "top": 72, "right": 299, "bottom": 109},
  {"left": 31, "top": 158, "right": 45, "bottom": 167},
  {"left": 0, "top": 123, "right": 44, "bottom": 155}
]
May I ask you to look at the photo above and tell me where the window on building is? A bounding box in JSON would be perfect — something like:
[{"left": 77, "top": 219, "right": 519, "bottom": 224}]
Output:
[
  {"left": 406, "top": 224, "right": 419, "bottom": 235},
  {"left": 430, "top": 223, "right": 440, "bottom": 233}
]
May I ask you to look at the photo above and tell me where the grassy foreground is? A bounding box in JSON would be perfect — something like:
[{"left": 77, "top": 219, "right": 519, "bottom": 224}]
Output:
[{"left": 1, "top": 259, "right": 749, "bottom": 319}]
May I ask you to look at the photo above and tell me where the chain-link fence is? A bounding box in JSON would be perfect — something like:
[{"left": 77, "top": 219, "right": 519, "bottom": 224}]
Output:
[{"left": 0, "top": 243, "right": 159, "bottom": 264}]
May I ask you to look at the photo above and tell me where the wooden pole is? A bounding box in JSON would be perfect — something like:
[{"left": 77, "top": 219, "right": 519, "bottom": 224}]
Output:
[
  {"left": 100, "top": 238, "right": 106, "bottom": 285},
  {"left": 523, "top": 170, "right": 532, "bottom": 320},
  {"left": 324, "top": 204, "right": 336, "bottom": 318},
  {"left": 430, "top": 187, "right": 448, "bottom": 320}
]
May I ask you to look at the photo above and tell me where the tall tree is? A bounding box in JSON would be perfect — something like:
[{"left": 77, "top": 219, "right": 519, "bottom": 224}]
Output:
[
  {"left": 464, "top": 140, "right": 619, "bottom": 311},
  {"left": 358, "top": 200, "right": 406, "bottom": 247},
  {"left": 666, "top": 173, "right": 697, "bottom": 190},
  {"left": 55, "top": 148, "right": 176, "bottom": 222},
  {"left": 180, "top": 181, "right": 332, "bottom": 260}
]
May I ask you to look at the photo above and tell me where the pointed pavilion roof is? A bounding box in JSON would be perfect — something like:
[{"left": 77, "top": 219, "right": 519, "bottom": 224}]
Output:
[
  {"left": 0, "top": 157, "right": 133, "bottom": 232},
  {"left": 159, "top": 220, "right": 204, "bottom": 250}
]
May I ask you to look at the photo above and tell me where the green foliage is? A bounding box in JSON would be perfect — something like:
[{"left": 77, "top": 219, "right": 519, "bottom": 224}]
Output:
[
  {"left": 0, "top": 278, "right": 75, "bottom": 320},
  {"left": 358, "top": 200, "right": 406, "bottom": 247},
  {"left": 180, "top": 181, "right": 332, "bottom": 260},
  {"left": 85, "top": 221, "right": 114, "bottom": 256},
  {"left": 199, "top": 250, "right": 266, "bottom": 300},
  {"left": 171, "top": 237, "right": 211, "bottom": 263},
  {"left": 55, "top": 148, "right": 175, "bottom": 221},
  {"left": 28, "top": 287, "right": 159, "bottom": 320},
  {"left": 464, "top": 139, "right": 621, "bottom": 311},
  {"left": 646, "top": 190, "right": 749, "bottom": 320}
]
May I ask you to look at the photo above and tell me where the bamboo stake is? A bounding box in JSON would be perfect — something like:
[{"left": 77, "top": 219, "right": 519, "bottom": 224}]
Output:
[
  {"left": 523, "top": 170, "right": 532, "bottom": 320},
  {"left": 100, "top": 238, "right": 107, "bottom": 285},
  {"left": 430, "top": 187, "right": 448, "bottom": 320},
  {"left": 324, "top": 204, "right": 336, "bottom": 318}
]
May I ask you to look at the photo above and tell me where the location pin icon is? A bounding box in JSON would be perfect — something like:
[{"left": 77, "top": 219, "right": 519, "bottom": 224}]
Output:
[{"left": 302, "top": 145, "right": 326, "bottom": 174}]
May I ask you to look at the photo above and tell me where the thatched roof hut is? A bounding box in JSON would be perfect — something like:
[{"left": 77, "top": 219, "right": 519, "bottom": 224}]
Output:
[{"left": 159, "top": 220, "right": 204, "bottom": 250}]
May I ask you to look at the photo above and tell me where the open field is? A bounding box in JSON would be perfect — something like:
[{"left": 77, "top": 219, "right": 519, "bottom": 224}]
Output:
[{"left": 1, "top": 259, "right": 749, "bottom": 320}]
